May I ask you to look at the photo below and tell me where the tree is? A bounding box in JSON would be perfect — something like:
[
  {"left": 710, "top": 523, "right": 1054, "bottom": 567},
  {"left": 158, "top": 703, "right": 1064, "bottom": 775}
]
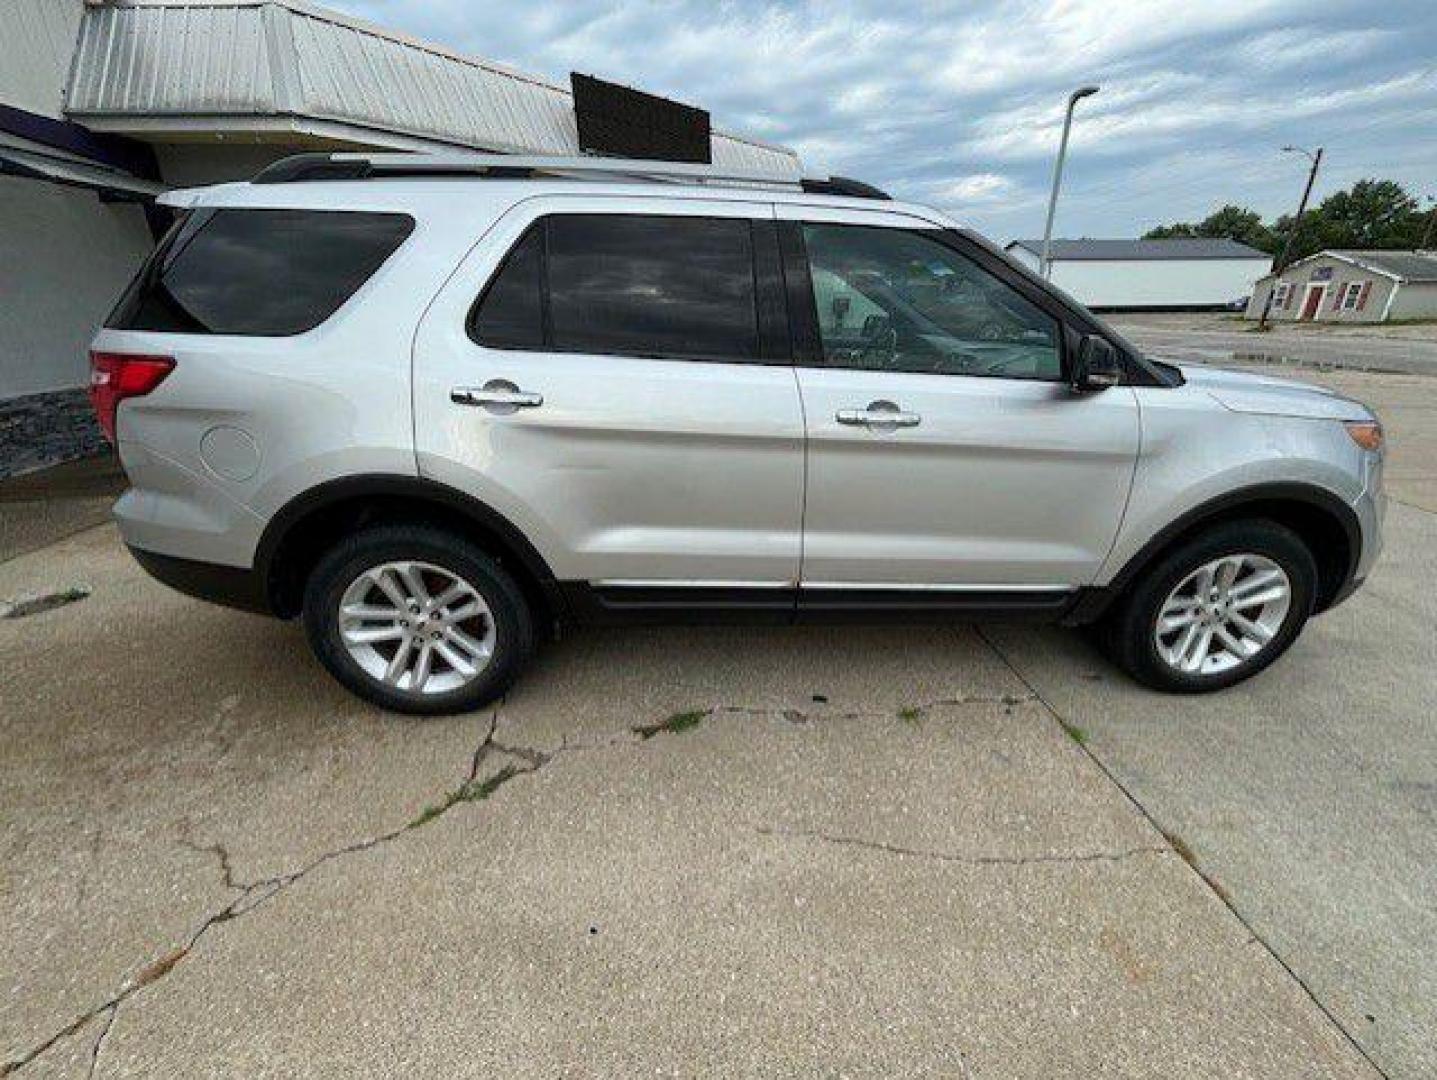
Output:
[
  {"left": 1144, "top": 204, "right": 1276, "bottom": 253},
  {"left": 1144, "top": 221, "right": 1198, "bottom": 239},
  {"left": 1144, "top": 180, "right": 1429, "bottom": 261}
]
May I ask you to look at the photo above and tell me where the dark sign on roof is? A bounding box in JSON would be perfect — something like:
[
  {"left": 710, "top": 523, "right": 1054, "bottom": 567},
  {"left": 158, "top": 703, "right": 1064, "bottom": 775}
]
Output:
[
  {"left": 1007, "top": 238, "right": 1270, "bottom": 261},
  {"left": 571, "top": 73, "right": 711, "bottom": 164}
]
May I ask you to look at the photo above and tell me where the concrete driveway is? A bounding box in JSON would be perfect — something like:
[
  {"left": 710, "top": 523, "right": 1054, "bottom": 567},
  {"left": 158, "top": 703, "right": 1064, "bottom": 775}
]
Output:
[
  {"left": 1113, "top": 312, "right": 1437, "bottom": 377},
  {"left": 2, "top": 359, "right": 1432, "bottom": 1078}
]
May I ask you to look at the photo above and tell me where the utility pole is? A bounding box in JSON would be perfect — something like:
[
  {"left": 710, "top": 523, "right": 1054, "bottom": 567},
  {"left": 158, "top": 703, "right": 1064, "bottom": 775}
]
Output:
[
  {"left": 1421, "top": 196, "right": 1436, "bottom": 251},
  {"left": 1257, "top": 145, "right": 1323, "bottom": 331},
  {"left": 1040, "top": 84, "right": 1100, "bottom": 280}
]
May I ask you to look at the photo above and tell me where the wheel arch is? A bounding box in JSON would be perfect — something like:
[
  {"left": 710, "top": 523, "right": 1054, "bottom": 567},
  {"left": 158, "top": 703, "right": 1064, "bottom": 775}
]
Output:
[
  {"left": 255, "top": 474, "right": 563, "bottom": 624},
  {"left": 1070, "top": 482, "right": 1361, "bottom": 623}
]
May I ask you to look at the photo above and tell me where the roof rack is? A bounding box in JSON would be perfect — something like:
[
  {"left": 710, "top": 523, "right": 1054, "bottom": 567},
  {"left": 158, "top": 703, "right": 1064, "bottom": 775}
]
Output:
[{"left": 251, "top": 152, "right": 891, "bottom": 200}]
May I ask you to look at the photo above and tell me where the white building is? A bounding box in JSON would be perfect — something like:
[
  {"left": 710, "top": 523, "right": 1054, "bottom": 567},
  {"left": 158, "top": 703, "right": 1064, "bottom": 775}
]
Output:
[
  {"left": 1004, "top": 238, "right": 1272, "bottom": 312},
  {"left": 0, "top": 0, "right": 797, "bottom": 476}
]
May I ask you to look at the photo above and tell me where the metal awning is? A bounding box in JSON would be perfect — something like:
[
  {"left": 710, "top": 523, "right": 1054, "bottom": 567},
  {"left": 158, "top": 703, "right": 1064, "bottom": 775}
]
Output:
[
  {"left": 65, "top": 1, "right": 800, "bottom": 177},
  {"left": 0, "top": 145, "right": 165, "bottom": 199}
]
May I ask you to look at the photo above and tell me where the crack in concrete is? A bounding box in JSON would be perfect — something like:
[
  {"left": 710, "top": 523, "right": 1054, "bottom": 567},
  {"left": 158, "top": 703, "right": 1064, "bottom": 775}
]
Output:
[
  {"left": 5, "top": 689, "right": 1042, "bottom": 1075},
  {"left": 179, "top": 838, "right": 242, "bottom": 893},
  {"left": 713, "top": 694, "right": 1035, "bottom": 726},
  {"left": 755, "top": 825, "right": 1170, "bottom": 869},
  {"left": 85, "top": 1007, "right": 115, "bottom": 1080},
  {"left": 972, "top": 625, "right": 1394, "bottom": 1080},
  {"left": 4, "top": 707, "right": 535, "bottom": 1077}
]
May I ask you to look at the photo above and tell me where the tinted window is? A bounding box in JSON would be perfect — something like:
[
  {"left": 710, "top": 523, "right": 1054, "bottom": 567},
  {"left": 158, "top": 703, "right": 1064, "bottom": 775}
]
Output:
[
  {"left": 546, "top": 215, "right": 758, "bottom": 360},
  {"left": 107, "top": 208, "right": 414, "bottom": 336},
  {"left": 802, "top": 224, "right": 1062, "bottom": 381},
  {"left": 469, "top": 225, "right": 544, "bottom": 348}
]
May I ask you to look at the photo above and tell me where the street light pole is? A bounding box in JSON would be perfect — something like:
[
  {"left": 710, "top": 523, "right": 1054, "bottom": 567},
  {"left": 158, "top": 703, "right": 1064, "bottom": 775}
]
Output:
[
  {"left": 1257, "top": 145, "right": 1323, "bottom": 331},
  {"left": 1039, "top": 84, "right": 1099, "bottom": 280}
]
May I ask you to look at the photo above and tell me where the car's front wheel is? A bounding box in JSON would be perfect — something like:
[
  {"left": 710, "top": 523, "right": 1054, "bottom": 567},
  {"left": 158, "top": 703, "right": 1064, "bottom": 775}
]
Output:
[
  {"left": 1105, "top": 519, "right": 1319, "bottom": 692},
  {"left": 302, "top": 524, "right": 533, "bottom": 714}
]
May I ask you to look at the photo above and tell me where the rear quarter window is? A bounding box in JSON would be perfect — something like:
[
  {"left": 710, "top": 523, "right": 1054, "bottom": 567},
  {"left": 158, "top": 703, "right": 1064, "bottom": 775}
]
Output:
[{"left": 107, "top": 208, "right": 414, "bottom": 336}]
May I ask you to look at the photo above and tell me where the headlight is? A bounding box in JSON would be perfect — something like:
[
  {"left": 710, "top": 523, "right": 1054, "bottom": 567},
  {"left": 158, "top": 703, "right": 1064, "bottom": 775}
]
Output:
[{"left": 1343, "top": 420, "right": 1384, "bottom": 452}]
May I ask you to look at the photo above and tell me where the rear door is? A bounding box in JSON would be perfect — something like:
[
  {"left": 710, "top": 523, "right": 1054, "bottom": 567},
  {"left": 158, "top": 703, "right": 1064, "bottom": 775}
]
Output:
[
  {"left": 413, "top": 196, "right": 804, "bottom": 614},
  {"left": 777, "top": 206, "right": 1140, "bottom": 608}
]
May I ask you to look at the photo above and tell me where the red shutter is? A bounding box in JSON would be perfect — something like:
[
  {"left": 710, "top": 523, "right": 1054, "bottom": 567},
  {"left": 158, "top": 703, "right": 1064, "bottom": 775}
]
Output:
[{"left": 1357, "top": 281, "right": 1372, "bottom": 311}]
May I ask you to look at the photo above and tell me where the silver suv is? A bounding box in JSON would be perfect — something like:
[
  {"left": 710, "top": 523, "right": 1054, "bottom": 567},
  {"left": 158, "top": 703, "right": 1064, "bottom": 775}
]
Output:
[{"left": 90, "top": 153, "right": 1386, "bottom": 713}]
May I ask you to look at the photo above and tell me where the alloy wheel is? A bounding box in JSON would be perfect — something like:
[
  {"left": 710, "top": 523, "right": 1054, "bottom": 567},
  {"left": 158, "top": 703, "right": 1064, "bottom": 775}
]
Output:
[
  {"left": 1153, "top": 553, "right": 1292, "bottom": 677},
  {"left": 337, "top": 560, "right": 496, "bottom": 695}
]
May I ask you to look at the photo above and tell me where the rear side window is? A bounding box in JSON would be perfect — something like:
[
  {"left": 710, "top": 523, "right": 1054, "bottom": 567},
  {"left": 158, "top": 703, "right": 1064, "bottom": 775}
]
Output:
[
  {"left": 469, "top": 214, "right": 760, "bottom": 361},
  {"left": 468, "top": 225, "right": 544, "bottom": 349},
  {"left": 107, "top": 208, "right": 414, "bottom": 336}
]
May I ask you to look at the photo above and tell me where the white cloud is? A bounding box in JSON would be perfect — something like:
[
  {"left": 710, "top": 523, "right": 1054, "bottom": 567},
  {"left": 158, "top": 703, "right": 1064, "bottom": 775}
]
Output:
[
  {"left": 922, "top": 173, "right": 1016, "bottom": 203},
  {"left": 329, "top": 0, "right": 1437, "bottom": 241}
]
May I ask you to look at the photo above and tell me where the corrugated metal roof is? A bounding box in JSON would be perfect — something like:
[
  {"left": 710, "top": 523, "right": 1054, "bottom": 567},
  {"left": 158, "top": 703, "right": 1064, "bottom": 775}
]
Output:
[
  {"left": 1007, "top": 238, "right": 1270, "bottom": 261},
  {"left": 1326, "top": 250, "right": 1437, "bottom": 283},
  {"left": 64, "top": 0, "right": 798, "bottom": 175}
]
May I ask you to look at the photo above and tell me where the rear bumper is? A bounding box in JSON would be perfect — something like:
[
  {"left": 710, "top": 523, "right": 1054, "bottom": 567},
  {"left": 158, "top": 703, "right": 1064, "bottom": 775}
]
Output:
[{"left": 127, "top": 545, "right": 273, "bottom": 615}]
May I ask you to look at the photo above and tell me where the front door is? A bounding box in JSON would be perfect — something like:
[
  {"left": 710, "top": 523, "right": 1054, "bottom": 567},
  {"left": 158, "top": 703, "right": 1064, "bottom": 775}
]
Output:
[
  {"left": 413, "top": 198, "right": 804, "bottom": 601},
  {"left": 1300, "top": 284, "right": 1326, "bottom": 320},
  {"left": 778, "top": 210, "right": 1140, "bottom": 601}
]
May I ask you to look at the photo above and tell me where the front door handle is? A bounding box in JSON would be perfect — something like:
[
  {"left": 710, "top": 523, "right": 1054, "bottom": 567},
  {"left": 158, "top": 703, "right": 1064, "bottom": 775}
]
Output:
[
  {"left": 836, "top": 400, "right": 921, "bottom": 428},
  {"left": 451, "top": 380, "right": 543, "bottom": 411}
]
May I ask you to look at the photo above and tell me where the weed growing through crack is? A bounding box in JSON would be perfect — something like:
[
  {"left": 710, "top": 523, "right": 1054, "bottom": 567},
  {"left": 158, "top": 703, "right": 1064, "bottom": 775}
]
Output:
[
  {"left": 410, "top": 765, "right": 526, "bottom": 828},
  {"left": 633, "top": 709, "right": 708, "bottom": 740},
  {"left": 1061, "top": 721, "right": 1089, "bottom": 746},
  {"left": 897, "top": 706, "right": 923, "bottom": 724}
]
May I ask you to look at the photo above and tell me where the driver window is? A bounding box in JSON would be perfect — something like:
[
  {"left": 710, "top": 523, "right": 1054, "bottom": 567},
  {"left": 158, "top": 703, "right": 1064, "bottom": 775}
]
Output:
[{"left": 801, "top": 223, "right": 1062, "bottom": 381}]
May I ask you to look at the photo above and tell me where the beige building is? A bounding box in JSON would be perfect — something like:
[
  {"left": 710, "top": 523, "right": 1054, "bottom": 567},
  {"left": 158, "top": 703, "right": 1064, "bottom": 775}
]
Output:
[{"left": 1247, "top": 250, "right": 1437, "bottom": 324}]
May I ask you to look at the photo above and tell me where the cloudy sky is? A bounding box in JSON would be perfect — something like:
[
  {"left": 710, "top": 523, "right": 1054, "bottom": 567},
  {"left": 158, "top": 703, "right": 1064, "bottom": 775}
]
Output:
[{"left": 330, "top": 0, "right": 1436, "bottom": 243}]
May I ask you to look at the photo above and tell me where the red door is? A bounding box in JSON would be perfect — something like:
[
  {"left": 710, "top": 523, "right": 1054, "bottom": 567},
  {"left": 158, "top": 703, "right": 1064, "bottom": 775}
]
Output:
[{"left": 1299, "top": 286, "right": 1325, "bottom": 320}]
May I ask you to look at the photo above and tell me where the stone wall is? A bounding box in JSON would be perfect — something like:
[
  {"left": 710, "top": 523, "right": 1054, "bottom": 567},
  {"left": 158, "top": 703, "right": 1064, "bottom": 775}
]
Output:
[{"left": 0, "top": 388, "right": 107, "bottom": 479}]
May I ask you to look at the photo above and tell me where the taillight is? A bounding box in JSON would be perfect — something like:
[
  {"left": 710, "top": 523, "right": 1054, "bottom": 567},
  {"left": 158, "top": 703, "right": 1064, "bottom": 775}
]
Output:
[{"left": 88, "top": 351, "right": 174, "bottom": 443}]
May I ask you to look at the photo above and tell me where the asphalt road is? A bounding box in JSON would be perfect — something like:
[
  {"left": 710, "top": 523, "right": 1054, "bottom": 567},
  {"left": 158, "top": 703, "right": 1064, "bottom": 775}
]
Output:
[{"left": 2, "top": 348, "right": 1433, "bottom": 1078}]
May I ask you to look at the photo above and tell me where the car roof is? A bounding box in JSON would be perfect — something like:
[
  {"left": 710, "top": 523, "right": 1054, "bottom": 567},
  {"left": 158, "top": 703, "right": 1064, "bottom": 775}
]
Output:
[{"left": 157, "top": 153, "right": 954, "bottom": 229}]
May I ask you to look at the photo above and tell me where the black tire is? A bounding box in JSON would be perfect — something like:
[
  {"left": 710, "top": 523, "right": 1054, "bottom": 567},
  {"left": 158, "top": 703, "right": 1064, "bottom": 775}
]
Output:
[
  {"left": 1102, "top": 519, "right": 1318, "bottom": 693},
  {"left": 302, "top": 524, "right": 534, "bottom": 715}
]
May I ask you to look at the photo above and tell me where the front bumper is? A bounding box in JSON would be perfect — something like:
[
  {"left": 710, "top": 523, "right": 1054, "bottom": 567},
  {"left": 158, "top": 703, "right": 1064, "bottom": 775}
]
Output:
[{"left": 1321, "top": 454, "right": 1385, "bottom": 614}]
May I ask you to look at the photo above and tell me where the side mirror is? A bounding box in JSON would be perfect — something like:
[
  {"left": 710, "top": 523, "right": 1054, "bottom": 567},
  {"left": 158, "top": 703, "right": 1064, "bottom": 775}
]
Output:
[{"left": 1072, "top": 335, "right": 1123, "bottom": 391}]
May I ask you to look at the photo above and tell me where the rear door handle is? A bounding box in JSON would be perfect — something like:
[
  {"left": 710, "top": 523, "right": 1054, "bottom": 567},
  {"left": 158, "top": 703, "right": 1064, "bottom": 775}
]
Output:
[
  {"left": 450, "top": 381, "right": 543, "bottom": 410},
  {"left": 836, "top": 400, "right": 921, "bottom": 428}
]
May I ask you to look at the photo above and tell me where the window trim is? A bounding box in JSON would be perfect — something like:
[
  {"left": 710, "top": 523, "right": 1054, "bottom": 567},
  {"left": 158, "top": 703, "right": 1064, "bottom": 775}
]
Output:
[
  {"left": 464, "top": 211, "right": 791, "bottom": 367},
  {"left": 779, "top": 220, "right": 1075, "bottom": 384},
  {"left": 1273, "top": 282, "right": 1293, "bottom": 309},
  {"left": 1340, "top": 280, "right": 1365, "bottom": 311}
]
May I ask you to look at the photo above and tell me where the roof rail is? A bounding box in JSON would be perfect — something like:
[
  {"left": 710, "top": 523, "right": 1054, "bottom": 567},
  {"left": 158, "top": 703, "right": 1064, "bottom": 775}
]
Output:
[
  {"left": 251, "top": 152, "right": 891, "bottom": 199},
  {"left": 799, "top": 175, "right": 891, "bottom": 200}
]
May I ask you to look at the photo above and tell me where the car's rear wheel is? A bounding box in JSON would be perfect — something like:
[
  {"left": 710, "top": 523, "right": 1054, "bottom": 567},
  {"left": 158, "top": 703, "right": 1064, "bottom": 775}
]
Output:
[
  {"left": 1105, "top": 519, "right": 1318, "bottom": 692},
  {"left": 302, "top": 524, "right": 533, "bottom": 714}
]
